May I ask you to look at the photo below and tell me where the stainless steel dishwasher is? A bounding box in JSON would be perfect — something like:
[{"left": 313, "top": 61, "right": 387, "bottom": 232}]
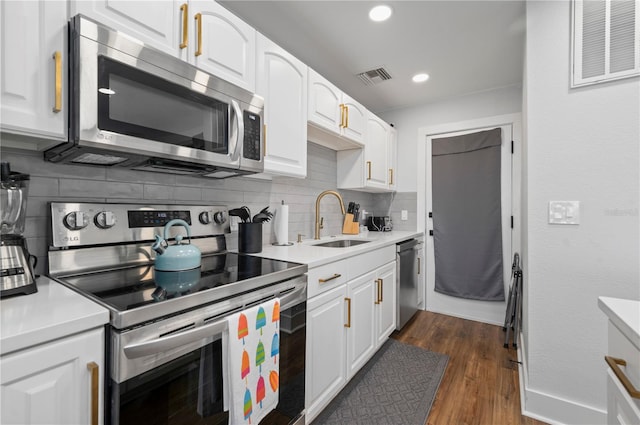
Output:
[{"left": 397, "top": 238, "right": 420, "bottom": 330}]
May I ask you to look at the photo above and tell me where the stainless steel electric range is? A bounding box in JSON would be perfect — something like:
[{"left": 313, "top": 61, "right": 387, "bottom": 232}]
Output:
[{"left": 47, "top": 202, "right": 307, "bottom": 425}]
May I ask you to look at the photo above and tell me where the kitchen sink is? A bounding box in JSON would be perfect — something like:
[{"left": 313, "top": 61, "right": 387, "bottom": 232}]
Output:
[{"left": 313, "top": 239, "right": 371, "bottom": 248}]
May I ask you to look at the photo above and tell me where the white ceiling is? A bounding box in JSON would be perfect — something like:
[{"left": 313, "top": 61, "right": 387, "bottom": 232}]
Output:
[{"left": 219, "top": 1, "right": 526, "bottom": 114}]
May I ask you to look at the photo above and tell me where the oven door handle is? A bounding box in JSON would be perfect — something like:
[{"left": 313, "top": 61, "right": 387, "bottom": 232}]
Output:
[
  {"left": 123, "top": 319, "right": 228, "bottom": 359},
  {"left": 280, "top": 283, "right": 306, "bottom": 310}
]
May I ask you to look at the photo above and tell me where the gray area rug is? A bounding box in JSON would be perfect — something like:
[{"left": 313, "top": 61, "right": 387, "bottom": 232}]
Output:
[{"left": 312, "top": 339, "right": 449, "bottom": 425}]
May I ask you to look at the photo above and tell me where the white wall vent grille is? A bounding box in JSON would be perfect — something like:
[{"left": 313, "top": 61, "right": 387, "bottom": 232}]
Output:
[
  {"left": 571, "top": 0, "right": 639, "bottom": 87},
  {"left": 357, "top": 67, "right": 392, "bottom": 85}
]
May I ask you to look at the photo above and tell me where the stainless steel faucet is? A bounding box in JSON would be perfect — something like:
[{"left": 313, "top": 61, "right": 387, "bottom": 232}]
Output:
[{"left": 314, "top": 190, "right": 346, "bottom": 239}]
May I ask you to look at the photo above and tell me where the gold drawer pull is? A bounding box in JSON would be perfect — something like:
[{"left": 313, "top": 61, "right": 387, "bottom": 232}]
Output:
[
  {"left": 379, "top": 278, "right": 383, "bottom": 302},
  {"left": 605, "top": 356, "right": 640, "bottom": 399},
  {"left": 53, "top": 51, "right": 62, "bottom": 113},
  {"left": 344, "top": 297, "right": 351, "bottom": 328},
  {"left": 87, "top": 362, "right": 99, "bottom": 425},
  {"left": 179, "top": 3, "right": 188, "bottom": 49},
  {"left": 195, "top": 13, "right": 203, "bottom": 56},
  {"left": 367, "top": 161, "right": 372, "bottom": 180},
  {"left": 319, "top": 273, "right": 341, "bottom": 283}
]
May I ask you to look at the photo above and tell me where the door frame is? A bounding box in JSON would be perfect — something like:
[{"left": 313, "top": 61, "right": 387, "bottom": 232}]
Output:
[{"left": 417, "top": 113, "right": 522, "bottom": 325}]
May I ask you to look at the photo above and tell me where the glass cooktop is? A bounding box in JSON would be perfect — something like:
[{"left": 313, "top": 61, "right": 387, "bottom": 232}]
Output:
[{"left": 60, "top": 253, "right": 304, "bottom": 313}]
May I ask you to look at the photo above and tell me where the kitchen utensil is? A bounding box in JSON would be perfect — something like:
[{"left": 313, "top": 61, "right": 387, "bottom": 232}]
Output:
[
  {"left": 229, "top": 207, "right": 251, "bottom": 223},
  {"left": 1, "top": 162, "right": 37, "bottom": 298},
  {"left": 252, "top": 206, "right": 273, "bottom": 223},
  {"left": 353, "top": 204, "right": 360, "bottom": 222}
]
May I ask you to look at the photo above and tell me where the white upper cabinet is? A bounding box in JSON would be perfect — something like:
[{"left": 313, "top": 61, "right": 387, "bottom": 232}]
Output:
[
  {"left": 307, "top": 68, "right": 366, "bottom": 149},
  {"left": 0, "top": 0, "right": 67, "bottom": 143},
  {"left": 388, "top": 126, "right": 398, "bottom": 190},
  {"left": 188, "top": 1, "right": 256, "bottom": 92},
  {"left": 364, "top": 112, "right": 390, "bottom": 190},
  {"left": 71, "top": 1, "right": 256, "bottom": 92},
  {"left": 256, "top": 34, "right": 307, "bottom": 177}
]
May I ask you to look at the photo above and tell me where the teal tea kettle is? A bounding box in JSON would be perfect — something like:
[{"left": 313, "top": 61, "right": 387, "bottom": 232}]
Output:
[{"left": 152, "top": 219, "right": 202, "bottom": 272}]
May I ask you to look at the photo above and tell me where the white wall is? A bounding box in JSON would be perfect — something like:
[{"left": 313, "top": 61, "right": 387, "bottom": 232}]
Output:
[
  {"left": 523, "top": 1, "right": 640, "bottom": 423},
  {"left": 380, "top": 85, "right": 523, "bottom": 192}
]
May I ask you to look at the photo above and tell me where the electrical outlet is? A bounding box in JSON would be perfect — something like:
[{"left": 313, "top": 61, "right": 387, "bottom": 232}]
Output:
[
  {"left": 548, "top": 201, "right": 580, "bottom": 225},
  {"left": 401, "top": 210, "right": 408, "bottom": 221},
  {"left": 230, "top": 216, "right": 239, "bottom": 232}
]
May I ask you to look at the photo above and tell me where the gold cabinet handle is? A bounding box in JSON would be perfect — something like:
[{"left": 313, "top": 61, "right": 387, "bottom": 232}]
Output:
[
  {"left": 52, "top": 51, "right": 62, "bottom": 113},
  {"left": 605, "top": 356, "right": 640, "bottom": 399},
  {"left": 344, "top": 297, "right": 351, "bottom": 328},
  {"left": 374, "top": 279, "right": 381, "bottom": 304},
  {"left": 87, "top": 362, "right": 99, "bottom": 425},
  {"left": 379, "top": 278, "right": 383, "bottom": 303},
  {"left": 389, "top": 169, "right": 394, "bottom": 185},
  {"left": 339, "top": 104, "right": 345, "bottom": 128},
  {"left": 418, "top": 257, "right": 421, "bottom": 274},
  {"left": 195, "top": 13, "right": 203, "bottom": 56},
  {"left": 367, "top": 161, "right": 372, "bottom": 180},
  {"left": 263, "top": 124, "right": 267, "bottom": 156},
  {"left": 319, "top": 273, "right": 341, "bottom": 283},
  {"left": 345, "top": 105, "right": 349, "bottom": 128},
  {"left": 180, "top": 3, "right": 188, "bottom": 49}
]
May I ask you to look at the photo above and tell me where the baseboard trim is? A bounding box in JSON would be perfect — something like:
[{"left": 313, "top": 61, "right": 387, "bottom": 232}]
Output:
[{"left": 517, "top": 333, "right": 607, "bottom": 425}]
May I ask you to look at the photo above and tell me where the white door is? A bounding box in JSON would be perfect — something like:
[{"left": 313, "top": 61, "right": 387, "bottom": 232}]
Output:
[
  {"left": 70, "top": 0, "right": 182, "bottom": 56},
  {"left": 364, "top": 113, "right": 389, "bottom": 190},
  {"left": 341, "top": 94, "right": 367, "bottom": 144},
  {"left": 376, "top": 262, "right": 397, "bottom": 346},
  {"left": 190, "top": 1, "right": 256, "bottom": 92},
  {"left": 256, "top": 34, "right": 307, "bottom": 177},
  {"left": 308, "top": 69, "right": 342, "bottom": 134},
  {"left": 425, "top": 124, "right": 513, "bottom": 325},
  {"left": 0, "top": 0, "right": 67, "bottom": 140},
  {"left": 346, "top": 272, "right": 376, "bottom": 378}
]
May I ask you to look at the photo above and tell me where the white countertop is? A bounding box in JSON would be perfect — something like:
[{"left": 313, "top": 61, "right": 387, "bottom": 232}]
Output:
[
  {"left": 598, "top": 296, "right": 640, "bottom": 350},
  {"left": 1, "top": 276, "right": 110, "bottom": 356},
  {"left": 256, "top": 231, "right": 423, "bottom": 268}
]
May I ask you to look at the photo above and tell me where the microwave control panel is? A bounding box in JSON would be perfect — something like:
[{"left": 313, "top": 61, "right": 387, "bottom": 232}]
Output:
[{"left": 243, "top": 111, "right": 261, "bottom": 161}]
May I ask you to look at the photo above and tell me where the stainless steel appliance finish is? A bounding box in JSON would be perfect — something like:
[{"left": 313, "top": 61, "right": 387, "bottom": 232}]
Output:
[
  {"left": 45, "top": 15, "right": 264, "bottom": 178},
  {"left": 1, "top": 163, "right": 37, "bottom": 297},
  {"left": 396, "top": 238, "right": 420, "bottom": 330},
  {"left": 48, "top": 202, "right": 307, "bottom": 425}
]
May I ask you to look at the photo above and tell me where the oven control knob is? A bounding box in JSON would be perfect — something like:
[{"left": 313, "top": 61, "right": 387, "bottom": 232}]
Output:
[
  {"left": 63, "top": 211, "right": 89, "bottom": 230},
  {"left": 199, "top": 211, "right": 212, "bottom": 225},
  {"left": 213, "top": 211, "right": 227, "bottom": 225},
  {"left": 95, "top": 211, "right": 116, "bottom": 229}
]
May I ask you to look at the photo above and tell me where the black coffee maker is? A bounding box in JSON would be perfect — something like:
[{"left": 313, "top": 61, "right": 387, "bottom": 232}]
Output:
[{"left": 1, "top": 162, "right": 37, "bottom": 297}]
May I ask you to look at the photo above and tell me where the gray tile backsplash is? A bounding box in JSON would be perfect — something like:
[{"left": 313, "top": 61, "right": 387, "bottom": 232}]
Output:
[{"left": 1, "top": 142, "right": 384, "bottom": 275}]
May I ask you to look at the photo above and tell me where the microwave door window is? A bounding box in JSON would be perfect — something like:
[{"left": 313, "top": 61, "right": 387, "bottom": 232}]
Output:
[{"left": 97, "top": 56, "right": 228, "bottom": 155}]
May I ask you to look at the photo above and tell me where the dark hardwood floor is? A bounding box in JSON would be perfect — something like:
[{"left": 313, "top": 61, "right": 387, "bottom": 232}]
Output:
[{"left": 391, "top": 311, "right": 546, "bottom": 425}]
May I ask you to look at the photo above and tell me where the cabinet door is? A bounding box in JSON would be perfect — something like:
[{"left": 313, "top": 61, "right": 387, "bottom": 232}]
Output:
[
  {"left": 365, "top": 113, "right": 390, "bottom": 190},
  {"left": 376, "top": 262, "right": 397, "bottom": 346},
  {"left": 190, "top": 1, "right": 255, "bottom": 92},
  {"left": 70, "top": 0, "right": 182, "bottom": 57},
  {"left": 256, "top": 34, "right": 307, "bottom": 177},
  {"left": 308, "top": 68, "right": 342, "bottom": 134},
  {"left": 346, "top": 271, "right": 376, "bottom": 378},
  {"left": 388, "top": 126, "right": 398, "bottom": 190},
  {"left": 0, "top": 0, "right": 67, "bottom": 140},
  {"left": 341, "top": 94, "right": 367, "bottom": 144},
  {"left": 1, "top": 328, "right": 105, "bottom": 425},
  {"left": 306, "top": 284, "right": 348, "bottom": 422}
]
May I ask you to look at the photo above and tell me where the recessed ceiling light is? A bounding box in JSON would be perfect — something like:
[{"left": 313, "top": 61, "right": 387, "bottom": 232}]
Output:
[
  {"left": 412, "top": 73, "right": 430, "bottom": 83},
  {"left": 369, "top": 5, "right": 392, "bottom": 22}
]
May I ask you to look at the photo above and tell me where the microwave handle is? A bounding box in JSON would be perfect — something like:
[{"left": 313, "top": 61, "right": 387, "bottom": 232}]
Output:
[
  {"left": 230, "top": 99, "right": 243, "bottom": 162},
  {"left": 123, "top": 318, "right": 228, "bottom": 359}
]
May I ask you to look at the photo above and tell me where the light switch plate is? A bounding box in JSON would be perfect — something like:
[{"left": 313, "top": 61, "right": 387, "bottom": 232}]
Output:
[
  {"left": 230, "top": 216, "right": 239, "bottom": 232},
  {"left": 549, "top": 201, "right": 580, "bottom": 225},
  {"left": 401, "top": 210, "right": 408, "bottom": 221}
]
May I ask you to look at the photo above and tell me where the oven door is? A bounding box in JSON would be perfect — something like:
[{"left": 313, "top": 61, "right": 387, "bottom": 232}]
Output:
[{"left": 109, "top": 279, "right": 306, "bottom": 425}]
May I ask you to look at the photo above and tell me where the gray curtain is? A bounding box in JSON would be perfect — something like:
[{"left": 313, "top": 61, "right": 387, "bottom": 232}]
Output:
[{"left": 432, "top": 128, "right": 504, "bottom": 301}]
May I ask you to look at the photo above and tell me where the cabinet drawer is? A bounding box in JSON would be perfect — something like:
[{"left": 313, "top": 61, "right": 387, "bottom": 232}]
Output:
[
  {"left": 609, "top": 322, "right": 640, "bottom": 392},
  {"left": 607, "top": 369, "right": 640, "bottom": 424},
  {"left": 308, "top": 259, "right": 349, "bottom": 298},
  {"left": 348, "top": 245, "right": 396, "bottom": 280}
]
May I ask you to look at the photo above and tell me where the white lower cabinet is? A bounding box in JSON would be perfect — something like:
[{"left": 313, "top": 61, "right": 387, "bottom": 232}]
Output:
[
  {"left": 306, "top": 247, "right": 397, "bottom": 422},
  {"left": 1, "top": 328, "right": 105, "bottom": 425}
]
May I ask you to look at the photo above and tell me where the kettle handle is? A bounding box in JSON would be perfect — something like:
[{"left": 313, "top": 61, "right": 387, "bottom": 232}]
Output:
[{"left": 163, "top": 219, "right": 192, "bottom": 243}]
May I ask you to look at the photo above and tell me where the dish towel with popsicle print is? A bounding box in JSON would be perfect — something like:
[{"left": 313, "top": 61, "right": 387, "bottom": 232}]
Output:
[{"left": 225, "top": 298, "right": 280, "bottom": 425}]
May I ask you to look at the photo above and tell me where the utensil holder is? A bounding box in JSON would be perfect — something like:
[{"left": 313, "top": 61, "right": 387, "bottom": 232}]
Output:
[
  {"left": 239, "top": 222, "right": 262, "bottom": 253},
  {"left": 342, "top": 213, "right": 359, "bottom": 235}
]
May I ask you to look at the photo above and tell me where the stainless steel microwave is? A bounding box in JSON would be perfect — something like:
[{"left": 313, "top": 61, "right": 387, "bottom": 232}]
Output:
[{"left": 45, "top": 15, "right": 264, "bottom": 178}]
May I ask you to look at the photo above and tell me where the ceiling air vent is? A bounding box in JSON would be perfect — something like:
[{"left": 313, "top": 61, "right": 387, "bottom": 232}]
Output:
[{"left": 357, "top": 67, "right": 392, "bottom": 86}]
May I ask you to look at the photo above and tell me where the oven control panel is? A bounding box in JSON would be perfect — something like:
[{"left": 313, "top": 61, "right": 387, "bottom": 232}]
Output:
[{"left": 50, "top": 203, "right": 230, "bottom": 248}]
